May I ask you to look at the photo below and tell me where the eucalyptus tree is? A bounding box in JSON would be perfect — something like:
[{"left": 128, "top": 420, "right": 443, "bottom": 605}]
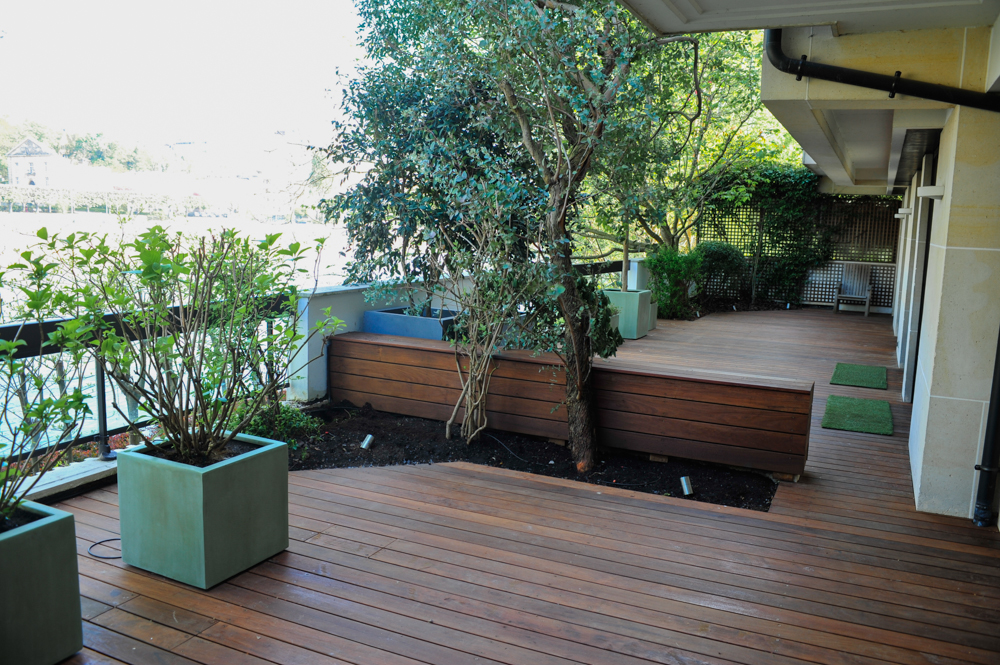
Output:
[{"left": 325, "top": 0, "right": 700, "bottom": 471}]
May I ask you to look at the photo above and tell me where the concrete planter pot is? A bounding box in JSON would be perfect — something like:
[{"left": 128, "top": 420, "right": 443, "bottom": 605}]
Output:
[
  {"left": 362, "top": 307, "right": 457, "bottom": 341},
  {"left": 604, "top": 289, "right": 652, "bottom": 340},
  {"left": 648, "top": 302, "right": 658, "bottom": 330},
  {"left": 117, "top": 433, "right": 289, "bottom": 589},
  {"left": 0, "top": 502, "right": 82, "bottom": 665}
]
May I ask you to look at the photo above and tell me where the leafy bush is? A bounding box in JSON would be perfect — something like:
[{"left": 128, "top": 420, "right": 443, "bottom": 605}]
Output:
[
  {"left": 26, "top": 224, "right": 340, "bottom": 464},
  {"left": 696, "top": 241, "right": 748, "bottom": 308},
  {"left": 646, "top": 246, "right": 703, "bottom": 320},
  {"left": 1, "top": 255, "right": 91, "bottom": 520},
  {"left": 231, "top": 402, "right": 322, "bottom": 450},
  {"left": 698, "top": 165, "right": 848, "bottom": 306}
]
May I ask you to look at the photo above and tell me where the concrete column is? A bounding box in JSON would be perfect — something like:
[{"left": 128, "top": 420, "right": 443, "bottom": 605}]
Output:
[
  {"left": 627, "top": 258, "right": 650, "bottom": 291},
  {"left": 287, "top": 285, "right": 400, "bottom": 402},
  {"left": 896, "top": 183, "right": 917, "bottom": 366},
  {"left": 893, "top": 217, "right": 908, "bottom": 336},
  {"left": 901, "top": 155, "right": 935, "bottom": 403},
  {"left": 909, "top": 39, "right": 1000, "bottom": 517}
]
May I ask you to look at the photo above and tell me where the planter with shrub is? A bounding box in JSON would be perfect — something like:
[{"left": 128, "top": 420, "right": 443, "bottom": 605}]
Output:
[
  {"left": 33, "top": 226, "right": 340, "bottom": 589},
  {"left": 1, "top": 252, "right": 92, "bottom": 664}
]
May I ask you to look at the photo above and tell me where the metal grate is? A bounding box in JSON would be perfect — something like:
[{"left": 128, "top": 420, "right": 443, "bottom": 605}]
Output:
[{"left": 802, "top": 261, "right": 896, "bottom": 308}]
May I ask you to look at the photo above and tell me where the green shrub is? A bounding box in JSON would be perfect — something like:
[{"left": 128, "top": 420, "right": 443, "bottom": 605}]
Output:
[
  {"left": 231, "top": 402, "right": 323, "bottom": 449},
  {"left": 646, "top": 246, "right": 703, "bottom": 320},
  {"left": 696, "top": 241, "right": 748, "bottom": 307}
]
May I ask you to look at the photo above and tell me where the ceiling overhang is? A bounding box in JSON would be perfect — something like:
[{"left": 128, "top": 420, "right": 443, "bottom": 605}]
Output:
[{"left": 621, "top": 0, "right": 1000, "bottom": 36}]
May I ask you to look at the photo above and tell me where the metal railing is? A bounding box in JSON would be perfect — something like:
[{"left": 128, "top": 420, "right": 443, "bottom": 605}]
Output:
[{"left": 0, "top": 296, "right": 291, "bottom": 464}]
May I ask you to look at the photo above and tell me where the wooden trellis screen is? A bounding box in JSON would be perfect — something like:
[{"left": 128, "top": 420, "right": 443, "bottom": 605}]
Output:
[
  {"left": 824, "top": 197, "right": 900, "bottom": 263},
  {"left": 801, "top": 261, "right": 896, "bottom": 308},
  {"left": 697, "top": 195, "right": 900, "bottom": 307}
]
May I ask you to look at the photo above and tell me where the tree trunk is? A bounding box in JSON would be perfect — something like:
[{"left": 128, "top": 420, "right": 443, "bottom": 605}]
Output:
[
  {"left": 562, "top": 296, "right": 597, "bottom": 473},
  {"left": 546, "top": 182, "right": 597, "bottom": 473}
]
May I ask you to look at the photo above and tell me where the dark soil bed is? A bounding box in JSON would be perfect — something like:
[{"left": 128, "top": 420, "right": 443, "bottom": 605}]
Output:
[
  {"left": 139, "top": 440, "right": 260, "bottom": 468},
  {"left": 290, "top": 402, "right": 777, "bottom": 512},
  {"left": 0, "top": 507, "right": 43, "bottom": 535}
]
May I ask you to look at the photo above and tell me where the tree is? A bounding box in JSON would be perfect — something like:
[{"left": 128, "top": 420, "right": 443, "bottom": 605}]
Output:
[
  {"left": 324, "top": 0, "right": 702, "bottom": 471},
  {"left": 579, "top": 31, "right": 785, "bottom": 255},
  {"left": 319, "top": 65, "right": 537, "bottom": 297}
]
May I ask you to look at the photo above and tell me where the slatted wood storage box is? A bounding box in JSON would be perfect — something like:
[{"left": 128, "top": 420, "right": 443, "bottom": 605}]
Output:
[{"left": 328, "top": 332, "right": 813, "bottom": 474}]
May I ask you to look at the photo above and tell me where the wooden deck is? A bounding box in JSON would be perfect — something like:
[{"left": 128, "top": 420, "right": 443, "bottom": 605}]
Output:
[{"left": 58, "top": 310, "right": 1000, "bottom": 665}]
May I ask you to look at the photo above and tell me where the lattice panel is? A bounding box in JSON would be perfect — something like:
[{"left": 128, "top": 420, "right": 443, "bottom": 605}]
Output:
[
  {"left": 801, "top": 262, "right": 842, "bottom": 304},
  {"left": 802, "top": 261, "right": 896, "bottom": 308},
  {"left": 697, "top": 194, "right": 901, "bottom": 264},
  {"left": 824, "top": 197, "right": 900, "bottom": 263}
]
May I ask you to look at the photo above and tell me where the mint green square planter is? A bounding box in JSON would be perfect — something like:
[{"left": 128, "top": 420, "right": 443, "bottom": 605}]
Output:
[
  {"left": 605, "top": 289, "right": 652, "bottom": 340},
  {"left": 118, "top": 433, "right": 288, "bottom": 589},
  {"left": 0, "top": 501, "right": 82, "bottom": 665}
]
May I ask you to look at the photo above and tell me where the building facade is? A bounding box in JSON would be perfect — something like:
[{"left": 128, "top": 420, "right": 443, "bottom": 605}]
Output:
[
  {"left": 623, "top": 1, "right": 1000, "bottom": 521},
  {"left": 5, "top": 137, "right": 59, "bottom": 187}
]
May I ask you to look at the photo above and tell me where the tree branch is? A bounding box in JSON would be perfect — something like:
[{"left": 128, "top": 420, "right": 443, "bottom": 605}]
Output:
[{"left": 500, "top": 80, "right": 553, "bottom": 184}]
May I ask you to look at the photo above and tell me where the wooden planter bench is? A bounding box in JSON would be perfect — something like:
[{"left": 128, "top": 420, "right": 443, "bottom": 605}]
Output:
[{"left": 327, "top": 332, "right": 813, "bottom": 474}]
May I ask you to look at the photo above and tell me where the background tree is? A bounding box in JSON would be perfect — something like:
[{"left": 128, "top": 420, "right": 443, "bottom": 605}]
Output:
[
  {"left": 578, "top": 31, "right": 791, "bottom": 256},
  {"left": 319, "top": 67, "right": 534, "bottom": 299}
]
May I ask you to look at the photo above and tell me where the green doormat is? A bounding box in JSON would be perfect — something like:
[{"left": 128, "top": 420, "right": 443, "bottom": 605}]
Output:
[
  {"left": 822, "top": 395, "right": 894, "bottom": 435},
  {"left": 830, "top": 363, "right": 888, "bottom": 389}
]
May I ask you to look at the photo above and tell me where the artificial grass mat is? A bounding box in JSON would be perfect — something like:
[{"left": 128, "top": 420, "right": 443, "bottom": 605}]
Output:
[
  {"left": 822, "top": 395, "right": 894, "bottom": 436},
  {"left": 830, "top": 362, "right": 888, "bottom": 390}
]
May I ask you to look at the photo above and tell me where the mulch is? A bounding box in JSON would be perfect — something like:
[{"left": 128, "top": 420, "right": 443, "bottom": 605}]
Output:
[{"left": 288, "top": 402, "right": 778, "bottom": 512}]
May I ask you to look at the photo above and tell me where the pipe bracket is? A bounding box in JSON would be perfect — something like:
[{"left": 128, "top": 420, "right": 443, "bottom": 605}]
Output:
[{"left": 889, "top": 71, "right": 901, "bottom": 98}]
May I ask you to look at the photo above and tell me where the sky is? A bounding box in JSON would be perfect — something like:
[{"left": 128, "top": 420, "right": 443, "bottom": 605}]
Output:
[{"left": 0, "top": 0, "right": 365, "bottom": 155}]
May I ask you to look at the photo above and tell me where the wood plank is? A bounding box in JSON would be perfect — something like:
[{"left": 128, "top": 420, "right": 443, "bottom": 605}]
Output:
[
  {"left": 83, "top": 622, "right": 198, "bottom": 665},
  {"left": 328, "top": 387, "right": 570, "bottom": 439},
  {"left": 596, "top": 408, "right": 808, "bottom": 454},
  {"left": 282, "top": 473, "right": 1000, "bottom": 653},
  {"left": 330, "top": 371, "right": 566, "bottom": 422},
  {"left": 329, "top": 335, "right": 566, "bottom": 384},
  {"left": 172, "top": 637, "right": 276, "bottom": 665},
  {"left": 307, "top": 465, "right": 1000, "bottom": 625},
  {"left": 329, "top": 354, "right": 565, "bottom": 402},
  {"left": 595, "top": 370, "right": 812, "bottom": 414},
  {"left": 91, "top": 607, "right": 194, "bottom": 650},
  {"left": 597, "top": 389, "right": 811, "bottom": 435},
  {"left": 61, "top": 647, "right": 131, "bottom": 665},
  {"left": 598, "top": 428, "right": 807, "bottom": 474}
]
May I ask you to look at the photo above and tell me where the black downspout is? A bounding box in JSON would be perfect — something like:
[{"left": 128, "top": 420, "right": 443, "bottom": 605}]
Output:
[
  {"left": 973, "top": 327, "right": 1000, "bottom": 527},
  {"left": 763, "top": 30, "right": 1000, "bottom": 114}
]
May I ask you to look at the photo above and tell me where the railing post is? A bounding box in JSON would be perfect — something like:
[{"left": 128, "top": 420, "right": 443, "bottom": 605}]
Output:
[{"left": 95, "top": 362, "right": 117, "bottom": 461}]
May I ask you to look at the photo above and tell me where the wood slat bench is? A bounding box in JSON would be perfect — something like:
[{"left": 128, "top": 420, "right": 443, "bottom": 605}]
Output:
[{"left": 327, "top": 332, "right": 814, "bottom": 474}]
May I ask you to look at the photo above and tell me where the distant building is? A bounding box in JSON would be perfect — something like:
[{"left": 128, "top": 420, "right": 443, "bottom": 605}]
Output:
[{"left": 5, "top": 137, "right": 59, "bottom": 187}]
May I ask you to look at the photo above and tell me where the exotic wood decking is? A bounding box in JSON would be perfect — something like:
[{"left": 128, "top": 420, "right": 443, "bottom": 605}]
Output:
[
  {"left": 327, "top": 330, "right": 814, "bottom": 474},
  {"left": 59, "top": 310, "right": 1000, "bottom": 665}
]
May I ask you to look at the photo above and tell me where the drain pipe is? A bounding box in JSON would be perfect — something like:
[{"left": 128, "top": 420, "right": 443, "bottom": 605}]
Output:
[
  {"left": 764, "top": 30, "right": 1000, "bottom": 114},
  {"left": 973, "top": 326, "right": 1000, "bottom": 527}
]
